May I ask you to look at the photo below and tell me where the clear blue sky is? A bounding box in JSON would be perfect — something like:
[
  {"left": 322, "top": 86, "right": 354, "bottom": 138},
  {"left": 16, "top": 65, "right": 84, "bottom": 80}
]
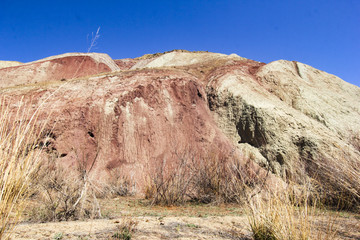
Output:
[{"left": 1, "top": 0, "right": 359, "bottom": 87}]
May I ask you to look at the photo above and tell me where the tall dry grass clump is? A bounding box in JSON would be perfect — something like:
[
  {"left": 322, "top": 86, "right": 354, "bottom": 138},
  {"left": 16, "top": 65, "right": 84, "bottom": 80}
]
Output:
[
  {"left": 247, "top": 183, "right": 338, "bottom": 240},
  {"left": 306, "top": 153, "right": 360, "bottom": 210},
  {"left": 0, "top": 97, "right": 47, "bottom": 239}
]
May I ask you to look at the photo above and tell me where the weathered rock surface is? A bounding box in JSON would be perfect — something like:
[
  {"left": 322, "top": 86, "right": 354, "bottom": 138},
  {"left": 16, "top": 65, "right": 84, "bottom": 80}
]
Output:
[
  {"left": 205, "top": 57, "right": 360, "bottom": 205},
  {"left": 1, "top": 50, "right": 359, "bottom": 202},
  {"left": 0, "top": 53, "right": 119, "bottom": 88}
]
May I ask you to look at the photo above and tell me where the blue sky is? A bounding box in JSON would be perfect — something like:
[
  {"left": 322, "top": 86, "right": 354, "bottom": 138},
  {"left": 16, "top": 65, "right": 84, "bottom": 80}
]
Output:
[{"left": 1, "top": 0, "right": 359, "bottom": 86}]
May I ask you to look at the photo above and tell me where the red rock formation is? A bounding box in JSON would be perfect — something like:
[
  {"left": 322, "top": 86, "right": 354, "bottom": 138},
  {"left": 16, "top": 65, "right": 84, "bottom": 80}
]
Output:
[
  {"left": 3, "top": 63, "right": 266, "bottom": 191},
  {"left": 114, "top": 58, "right": 138, "bottom": 70}
]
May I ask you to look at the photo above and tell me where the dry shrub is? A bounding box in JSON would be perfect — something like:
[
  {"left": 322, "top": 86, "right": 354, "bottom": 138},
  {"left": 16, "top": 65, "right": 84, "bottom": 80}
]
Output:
[
  {"left": 0, "top": 97, "right": 47, "bottom": 238},
  {"left": 105, "top": 169, "right": 134, "bottom": 198},
  {"left": 145, "top": 148, "right": 268, "bottom": 205},
  {"left": 191, "top": 151, "right": 267, "bottom": 204},
  {"left": 306, "top": 153, "right": 360, "bottom": 211},
  {"left": 28, "top": 135, "right": 133, "bottom": 222},
  {"left": 145, "top": 150, "right": 194, "bottom": 205},
  {"left": 247, "top": 184, "right": 338, "bottom": 240},
  {"left": 28, "top": 154, "right": 102, "bottom": 222},
  {"left": 111, "top": 217, "right": 138, "bottom": 240}
]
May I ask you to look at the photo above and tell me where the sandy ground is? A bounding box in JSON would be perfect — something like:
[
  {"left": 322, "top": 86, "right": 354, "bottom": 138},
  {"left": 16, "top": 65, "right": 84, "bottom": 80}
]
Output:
[
  {"left": 13, "top": 216, "right": 250, "bottom": 240},
  {"left": 12, "top": 214, "right": 360, "bottom": 240},
  {"left": 11, "top": 197, "right": 360, "bottom": 239}
]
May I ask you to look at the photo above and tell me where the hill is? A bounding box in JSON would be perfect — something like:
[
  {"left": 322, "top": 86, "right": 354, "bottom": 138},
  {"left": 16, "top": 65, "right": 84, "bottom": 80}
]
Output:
[{"left": 1, "top": 50, "right": 359, "bottom": 208}]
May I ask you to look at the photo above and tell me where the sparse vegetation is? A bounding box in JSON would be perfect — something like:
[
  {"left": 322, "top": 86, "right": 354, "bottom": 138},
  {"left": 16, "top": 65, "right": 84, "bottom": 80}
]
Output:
[
  {"left": 304, "top": 153, "right": 360, "bottom": 211},
  {"left": 349, "top": 130, "right": 360, "bottom": 152},
  {"left": 111, "top": 217, "right": 138, "bottom": 240},
  {"left": 145, "top": 150, "right": 195, "bottom": 205},
  {"left": 28, "top": 152, "right": 103, "bottom": 222},
  {"left": 145, "top": 148, "right": 268, "bottom": 206},
  {"left": 186, "top": 223, "right": 200, "bottom": 228},
  {"left": 53, "top": 232, "right": 63, "bottom": 240},
  {"left": 105, "top": 169, "right": 134, "bottom": 197},
  {"left": 135, "top": 49, "right": 209, "bottom": 60},
  {"left": 0, "top": 97, "right": 47, "bottom": 239},
  {"left": 247, "top": 183, "right": 338, "bottom": 240},
  {"left": 142, "top": 147, "right": 350, "bottom": 240}
]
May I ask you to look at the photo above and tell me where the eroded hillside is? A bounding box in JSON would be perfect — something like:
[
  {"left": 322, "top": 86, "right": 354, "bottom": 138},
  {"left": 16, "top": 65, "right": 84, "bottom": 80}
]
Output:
[{"left": 1, "top": 50, "right": 359, "bottom": 207}]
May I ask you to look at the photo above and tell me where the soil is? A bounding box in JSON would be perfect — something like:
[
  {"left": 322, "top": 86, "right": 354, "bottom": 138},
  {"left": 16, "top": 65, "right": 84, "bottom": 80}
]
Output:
[
  {"left": 13, "top": 216, "right": 250, "bottom": 240},
  {"left": 12, "top": 197, "right": 360, "bottom": 240}
]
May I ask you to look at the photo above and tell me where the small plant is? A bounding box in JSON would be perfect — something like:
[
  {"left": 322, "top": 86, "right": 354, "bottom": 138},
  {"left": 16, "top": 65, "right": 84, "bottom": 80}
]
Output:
[
  {"left": 186, "top": 223, "right": 200, "bottom": 228},
  {"left": 111, "top": 217, "right": 138, "bottom": 240},
  {"left": 112, "top": 230, "right": 131, "bottom": 240},
  {"left": 53, "top": 232, "right": 63, "bottom": 240}
]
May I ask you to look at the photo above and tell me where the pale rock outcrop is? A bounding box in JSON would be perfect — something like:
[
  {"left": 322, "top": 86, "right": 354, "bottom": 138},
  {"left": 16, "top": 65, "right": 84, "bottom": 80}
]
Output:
[
  {"left": 131, "top": 51, "right": 245, "bottom": 69},
  {"left": 206, "top": 59, "right": 360, "bottom": 204}
]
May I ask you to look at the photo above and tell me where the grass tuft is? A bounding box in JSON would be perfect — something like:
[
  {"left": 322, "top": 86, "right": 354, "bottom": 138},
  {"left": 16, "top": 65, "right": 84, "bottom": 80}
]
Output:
[
  {"left": 111, "top": 217, "right": 138, "bottom": 240},
  {"left": 247, "top": 183, "right": 338, "bottom": 240}
]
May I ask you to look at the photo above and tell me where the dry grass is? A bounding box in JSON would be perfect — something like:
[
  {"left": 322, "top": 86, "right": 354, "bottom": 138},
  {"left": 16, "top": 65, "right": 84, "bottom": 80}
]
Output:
[
  {"left": 110, "top": 217, "right": 138, "bottom": 240},
  {"left": 145, "top": 149, "right": 268, "bottom": 206},
  {"left": 0, "top": 97, "right": 47, "bottom": 239},
  {"left": 306, "top": 153, "right": 360, "bottom": 211},
  {"left": 28, "top": 153, "right": 104, "bottom": 222},
  {"left": 144, "top": 151, "right": 194, "bottom": 205},
  {"left": 247, "top": 183, "right": 338, "bottom": 240},
  {"left": 104, "top": 169, "right": 134, "bottom": 198},
  {"left": 349, "top": 130, "right": 360, "bottom": 152}
]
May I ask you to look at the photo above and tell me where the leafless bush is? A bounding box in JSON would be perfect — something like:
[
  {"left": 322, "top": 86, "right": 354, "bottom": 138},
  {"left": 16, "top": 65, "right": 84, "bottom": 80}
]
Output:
[
  {"left": 145, "top": 150, "right": 195, "bottom": 205},
  {"left": 192, "top": 151, "right": 269, "bottom": 204},
  {"left": 145, "top": 148, "right": 268, "bottom": 205},
  {"left": 104, "top": 169, "right": 134, "bottom": 198},
  {"left": 28, "top": 153, "right": 102, "bottom": 222}
]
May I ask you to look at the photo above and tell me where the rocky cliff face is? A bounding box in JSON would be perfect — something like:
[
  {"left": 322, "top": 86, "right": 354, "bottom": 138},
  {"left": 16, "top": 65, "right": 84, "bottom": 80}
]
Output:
[{"left": 1, "top": 50, "right": 359, "bottom": 203}]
